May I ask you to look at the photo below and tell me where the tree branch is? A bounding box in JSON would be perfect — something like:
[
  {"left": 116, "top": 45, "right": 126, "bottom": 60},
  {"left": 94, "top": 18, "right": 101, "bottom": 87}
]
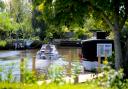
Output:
[
  {"left": 114, "top": 0, "right": 119, "bottom": 31},
  {"left": 88, "top": 0, "right": 114, "bottom": 30},
  {"left": 120, "top": 14, "right": 127, "bottom": 29},
  {"left": 101, "top": 12, "right": 114, "bottom": 30}
]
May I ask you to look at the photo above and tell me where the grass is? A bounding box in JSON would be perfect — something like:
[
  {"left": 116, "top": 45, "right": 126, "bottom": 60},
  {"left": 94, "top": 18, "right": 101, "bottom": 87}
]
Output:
[{"left": 0, "top": 82, "right": 108, "bottom": 89}]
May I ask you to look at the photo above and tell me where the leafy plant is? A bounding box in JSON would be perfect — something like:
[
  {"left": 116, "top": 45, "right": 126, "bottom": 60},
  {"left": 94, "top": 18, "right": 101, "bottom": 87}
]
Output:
[
  {"left": 47, "top": 61, "right": 84, "bottom": 84},
  {"left": 48, "top": 64, "right": 66, "bottom": 84},
  {"left": 0, "top": 40, "right": 7, "bottom": 47},
  {"left": 98, "top": 65, "right": 128, "bottom": 89},
  {"left": 20, "top": 58, "right": 37, "bottom": 83}
]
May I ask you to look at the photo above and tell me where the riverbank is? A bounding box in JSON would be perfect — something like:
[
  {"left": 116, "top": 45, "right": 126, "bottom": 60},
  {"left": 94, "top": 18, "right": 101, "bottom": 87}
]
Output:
[{"left": 0, "top": 40, "right": 42, "bottom": 50}]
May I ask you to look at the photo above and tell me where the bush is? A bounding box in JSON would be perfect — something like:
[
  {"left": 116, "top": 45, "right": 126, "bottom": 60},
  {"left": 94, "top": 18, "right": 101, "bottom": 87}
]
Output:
[
  {"left": 0, "top": 40, "right": 7, "bottom": 47},
  {"left": 98, "top": 65, "right": 128, "bottom": 89}
]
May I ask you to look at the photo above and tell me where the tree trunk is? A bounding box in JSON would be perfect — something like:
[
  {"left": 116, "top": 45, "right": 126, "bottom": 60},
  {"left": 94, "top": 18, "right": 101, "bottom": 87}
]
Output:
[{"left": 113, "top": 29, "right": 122, "bottom": 70}]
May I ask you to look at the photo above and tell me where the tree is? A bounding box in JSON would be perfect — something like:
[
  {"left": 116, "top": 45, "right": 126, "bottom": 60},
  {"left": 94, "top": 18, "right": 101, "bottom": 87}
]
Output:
[
  {"left": 0, "top": 0, "right": 5, "bottom": 11},
  {"left": 9, "top": 0, "right": 34, "bottom": 39},
  {"left": 37, "top": 0, "right": 128, "bottom": 70},
  {"left": 32, "top": 0, "right": 47, "bottom": 40},
  {"left": 88, "top": 0, "right": 128, "bottom": 70},
  {"left": 0, "top": 1, "right": 19, "bottom": 40}
]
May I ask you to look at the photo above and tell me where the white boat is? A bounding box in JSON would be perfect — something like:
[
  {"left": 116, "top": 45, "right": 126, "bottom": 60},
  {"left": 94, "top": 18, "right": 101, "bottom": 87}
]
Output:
[
  {"left": 36, "top": 44, "right": 59, "bottom": 60},
  {"left": 81, "top": 59, "right": 104, "bottom": 71},
  {"left": 35, "top": 44, "right": 60, "bottom": 71},
  {"left": 35, "top": 44, "right": 84, "bottom": 74}
]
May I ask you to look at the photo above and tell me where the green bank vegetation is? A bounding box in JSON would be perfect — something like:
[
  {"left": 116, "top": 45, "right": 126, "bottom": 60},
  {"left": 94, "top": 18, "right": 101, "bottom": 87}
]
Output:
[{"left": 0, "top": 58, "right": 128, "bottom": 89}]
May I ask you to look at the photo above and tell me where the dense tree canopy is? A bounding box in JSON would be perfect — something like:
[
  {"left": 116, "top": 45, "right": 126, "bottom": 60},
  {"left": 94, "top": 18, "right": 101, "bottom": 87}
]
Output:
[
  {"left": 32, "top": 0, "right": 47, "bottom": 40},
  {"left": 0, "top": 1, "right": 19, "bottom": 40},
  {"left": 0, "top": 0, "right": 35, "bottom": 40}
]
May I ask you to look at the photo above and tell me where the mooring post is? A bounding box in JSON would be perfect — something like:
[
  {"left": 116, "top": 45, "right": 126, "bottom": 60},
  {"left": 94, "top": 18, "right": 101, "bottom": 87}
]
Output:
[{"left": 105, "top": 52, "right": 108, "bottom": 63}]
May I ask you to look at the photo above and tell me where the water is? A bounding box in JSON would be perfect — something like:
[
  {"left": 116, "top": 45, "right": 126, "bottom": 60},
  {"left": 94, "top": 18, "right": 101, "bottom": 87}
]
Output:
[
  {"left": 57, "top": 47, "right": 81, "bottom": 61},
  {"left": 0, "top": 47, "right": 81, "bottom": 81}
]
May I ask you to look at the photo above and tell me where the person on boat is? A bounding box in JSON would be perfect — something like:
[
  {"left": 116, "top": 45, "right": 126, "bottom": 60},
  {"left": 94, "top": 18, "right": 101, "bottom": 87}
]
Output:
[{"left": 46, "top": 44, "right": 53, "bottom": 53}]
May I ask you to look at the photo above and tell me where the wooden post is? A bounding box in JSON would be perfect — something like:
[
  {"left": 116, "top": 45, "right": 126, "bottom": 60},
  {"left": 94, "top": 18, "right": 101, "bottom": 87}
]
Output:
[
  {"left": 32, "top": 56, "right": 36, "bottom": 73},
  {"left": 98, "top": 54, "right": 101, "bottom": 73},
  {"left": 67, "top": 50, "right": 72, "bottom": 77},
  {"left": 20, "top": 58, "right": 24, "bottom": 82},
  {"left": 104, "top": 52, "right": 108, "bottom": 65},
  {"left": 105, "top": 52, "right": 107, "bottom": 61}
]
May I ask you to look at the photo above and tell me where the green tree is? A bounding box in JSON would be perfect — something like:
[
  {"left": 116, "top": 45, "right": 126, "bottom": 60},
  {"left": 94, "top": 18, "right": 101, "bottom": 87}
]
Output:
[
  {"left": 37, "top": 0, "right": 128, "bottom": 70},
  {"left": 0, "top": 12, "right": 19, "bottom": 39},
  {"left": 0, "top": 0, "right": 5, "bottom": 11},
  {"left": 32, "top": 0, "right": 47, "bottom": 40},
  {"left": 9, "top": 0, "right": 34, "bottom": 39},
  {"left": 0, "top": 0, "right": 19, "bottom": 40}
]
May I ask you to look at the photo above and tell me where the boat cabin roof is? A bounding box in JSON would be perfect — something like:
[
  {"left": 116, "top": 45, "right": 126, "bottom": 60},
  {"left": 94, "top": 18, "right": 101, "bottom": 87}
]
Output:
[{"left": 40, "top": 44, "right": 56, "bottom": 51}]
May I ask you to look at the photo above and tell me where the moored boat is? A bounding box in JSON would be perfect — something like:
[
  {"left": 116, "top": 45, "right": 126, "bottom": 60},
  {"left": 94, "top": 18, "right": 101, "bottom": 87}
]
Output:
[
  {"left": 36, "top": 44, "right": 59, "bottom": 60},
  {"left": 35, "top": 44, "right": 60, "bottom": 71}
]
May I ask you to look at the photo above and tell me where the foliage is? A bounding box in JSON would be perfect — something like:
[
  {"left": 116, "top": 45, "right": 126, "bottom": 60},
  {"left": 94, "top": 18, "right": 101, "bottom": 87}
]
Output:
[
  {"left": 32, "top": 0, "right": 113, "bottom": 40},
  {"left": 98, "top": 65, "right": 128, "bottom": 89},
  {"left": 0, "top": 40, "right": 6, "bottom": 47},
  {"left": 71, "top": 62, "right": 84, "bottom": 77},
  {"left": 48, "top": 64, "right": 66, "bottom": 84},
  {"left": 43, "top": 0, "right": 89, "bottom": 27},
  {"left": 20, "top": 58, "right": 37, "bottom": 83},
  {"left": 32, "top": 2, "right": 47, "bottom": 40},
  {"left": 0, "top": 13, "right": 19, "bottom": 35},
  {"left": 48, "top": 61, "right": 83, "bottom": 84},
  {"left": 32, "top": 0, "right": 89, "bottom": 40},
  {"left": 107, "top": 52, "right": 115, "bottom": 68},
  {"left": 0, "top": 63, "right": 16, "bottom": 82},
  {"left": 84, "top": 15, "right": 110, "bottom": 32},
  {"left": 73, "top": 27, "right": 90, "bottom": 39},
  {"left": 0, "top": 0, "right": 35, "bottom": 40},
  {"left": 0, "top": 0, "right": 5, "bottom": 11},
  {"left": 0, "top": 0, "right": 34, "bottom": 40},
  {"left": 1, "top": 59, "right": 128, "bottom": 89}
]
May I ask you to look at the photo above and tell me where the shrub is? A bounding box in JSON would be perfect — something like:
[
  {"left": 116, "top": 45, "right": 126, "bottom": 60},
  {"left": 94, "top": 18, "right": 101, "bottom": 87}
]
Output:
[
  {"left": 98, "top": 65, "right": 128, "bottom": 89},
  {"left": 0, "top": 40, "right": 7, "bottom": 47}
]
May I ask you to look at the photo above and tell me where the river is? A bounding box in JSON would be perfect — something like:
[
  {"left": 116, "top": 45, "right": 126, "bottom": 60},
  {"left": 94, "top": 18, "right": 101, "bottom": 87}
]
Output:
[{"left": 0, "top": 47, "right": 81, "bottom": 81}]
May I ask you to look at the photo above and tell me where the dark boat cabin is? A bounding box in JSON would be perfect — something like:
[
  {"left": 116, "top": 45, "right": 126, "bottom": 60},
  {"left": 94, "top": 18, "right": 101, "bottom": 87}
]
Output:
[{"left": 81, "top": 32, "right": 114, "bottom": 61}]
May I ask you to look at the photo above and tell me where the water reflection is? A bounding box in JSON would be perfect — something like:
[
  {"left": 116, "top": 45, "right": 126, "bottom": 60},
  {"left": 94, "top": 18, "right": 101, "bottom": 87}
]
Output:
[{"left": 58, "top": 47, "right": 81, "bottom": 61}]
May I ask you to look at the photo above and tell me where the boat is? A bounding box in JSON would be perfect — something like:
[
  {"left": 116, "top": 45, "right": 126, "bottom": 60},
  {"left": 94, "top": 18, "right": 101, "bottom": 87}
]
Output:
[
  {"left": 80, "top": 31, "right": 113, "bottom": 71},
  {"left": 35, "top": 44, "right": 84, "bottom": 74},
  {"left": 36, "top": 44, "right": 60, "bottom": 60},
  {"left": 35, "top": 44, "right": 60, "bottom": 71}
]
